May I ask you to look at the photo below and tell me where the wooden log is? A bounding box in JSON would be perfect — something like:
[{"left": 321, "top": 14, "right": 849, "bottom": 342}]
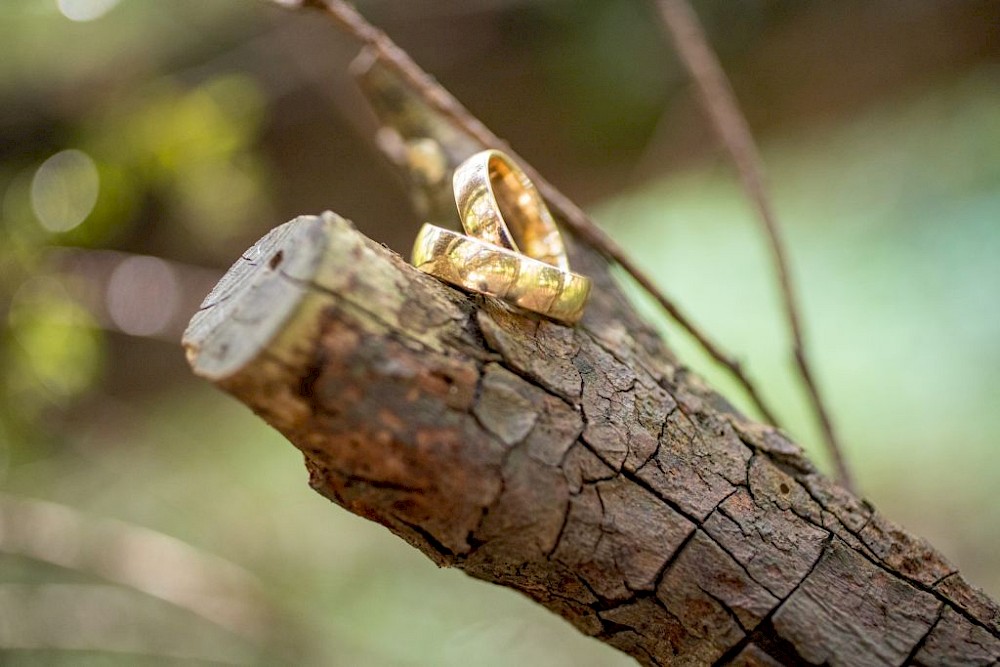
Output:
[
  {"left": 183, "top": 210, "right": 999, "bottom": 665},
  {"left": 182, "top": 47, "right": 1000, "bottom": 667}
]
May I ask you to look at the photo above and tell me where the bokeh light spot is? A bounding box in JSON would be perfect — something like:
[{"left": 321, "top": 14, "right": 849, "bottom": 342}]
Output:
[
  {"left": 106, "top": 255, "right": 179, "bottom": 337},
  {"left": 30, "top": 149, "right": 100, "bottom": 233},
  {"left": 56, "top": 0, "right": 121, "bottom": 22}
]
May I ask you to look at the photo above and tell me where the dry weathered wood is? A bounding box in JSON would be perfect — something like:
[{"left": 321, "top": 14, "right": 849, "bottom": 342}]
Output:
[
  {"left": 183, "top": 211, "right": 999, "bottom": 666},
  {"left": 182, "top": 45, "right": 1000, "bottom": 667}
]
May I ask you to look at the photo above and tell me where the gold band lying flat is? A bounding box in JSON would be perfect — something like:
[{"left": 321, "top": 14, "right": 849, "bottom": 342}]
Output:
[
  {"left": 412, "top": 223, "right": 590, "bottom": 324},
  {"left": 453, "top": 149, "right": 570, "bottom": 271}
]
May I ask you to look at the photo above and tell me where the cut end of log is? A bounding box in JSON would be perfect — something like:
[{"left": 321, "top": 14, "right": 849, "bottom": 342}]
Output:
[{"left": 183, "top": 214, "right": 335, "bottom": 381}]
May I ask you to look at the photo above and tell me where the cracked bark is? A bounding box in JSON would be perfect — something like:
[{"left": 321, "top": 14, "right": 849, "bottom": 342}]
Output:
[{"left": 182, "top": 52, "right": 1000, "bottom": 666}]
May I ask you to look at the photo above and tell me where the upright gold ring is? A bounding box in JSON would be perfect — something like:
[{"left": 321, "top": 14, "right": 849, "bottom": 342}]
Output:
[
  {"left": 412, "top": 223, "right": 590, "bottom": 324},
  {"left": 453, "top": 149, "right": 569, "bottom": 271}
]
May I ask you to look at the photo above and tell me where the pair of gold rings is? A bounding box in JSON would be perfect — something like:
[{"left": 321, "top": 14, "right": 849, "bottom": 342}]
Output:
[{"left": 411, "top": 150, "right": 591, "bottom": 324}]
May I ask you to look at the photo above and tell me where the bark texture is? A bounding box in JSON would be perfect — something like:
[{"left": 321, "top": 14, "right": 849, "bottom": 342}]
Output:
[{"left": 182, "top": 52, "right": 1000, "bottom": 666}]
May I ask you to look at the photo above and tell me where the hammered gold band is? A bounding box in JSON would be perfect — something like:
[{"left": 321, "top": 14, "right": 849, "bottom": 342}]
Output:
[
  {"left": 453, "top": 149, "right": 569, "bottom": 271},
  {"left": 412, "top": 223, "right": 590, "bottom": 324}
]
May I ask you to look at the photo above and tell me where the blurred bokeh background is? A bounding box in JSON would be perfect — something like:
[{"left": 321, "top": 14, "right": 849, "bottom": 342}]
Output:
[{"left": 1, "top": 0, "right": 998, "bottom": 664}]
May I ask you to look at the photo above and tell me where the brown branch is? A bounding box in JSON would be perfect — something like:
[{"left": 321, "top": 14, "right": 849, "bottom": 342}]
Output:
[
  {"left": 271, "top": 0, "right": 781, "bottom": 428},
  {"left": 651, "top": 0, "right": 854, "bottom": 491},
  {"left": 183, "top": 210, "right": 1000, "bottom": 665}
]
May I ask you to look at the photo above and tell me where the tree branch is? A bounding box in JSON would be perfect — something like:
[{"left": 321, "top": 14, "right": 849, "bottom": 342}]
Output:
[
  {"left": 183, "top": 210, "right": 999, "bottom": 665},
  {"left": 652, "top": 0, "right": 853, "bottom": 491}
]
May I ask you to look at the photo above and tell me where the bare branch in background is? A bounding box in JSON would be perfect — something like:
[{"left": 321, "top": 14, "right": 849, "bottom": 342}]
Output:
[
  {"left": 0, "top": 583, "right": 249, "bottom": 664},
  {"left": 270, "top": 0, "right": 782, "bottom": 427},
  {"left": 652, "top": 0, "right": 854, "bottom": 491},
  {"left": 0, "top": 493, "right": 275, "bottom": 641}
]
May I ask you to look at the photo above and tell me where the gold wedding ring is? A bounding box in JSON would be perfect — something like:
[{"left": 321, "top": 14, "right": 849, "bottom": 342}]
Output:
[
  {"left": 453, "top": 149, "right": 569, "bottom": 271},
  {"left": 411, "top": 150, "right": 590, "bottom": 324},
  {"left": 412, "top": 224, "right": 591, "bottom": 324}
]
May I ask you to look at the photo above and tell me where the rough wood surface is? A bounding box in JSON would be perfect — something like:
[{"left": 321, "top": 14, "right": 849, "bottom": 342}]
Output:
[{"left": 182, "top": 51, "right": 1000, "bottom": 667}]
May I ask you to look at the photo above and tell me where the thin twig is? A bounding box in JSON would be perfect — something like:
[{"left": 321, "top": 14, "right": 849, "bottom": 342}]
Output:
[
  {"left": 652, "top": 0, "right": 853, "bottom": 491},
  {"left": 272, "top": 0, "right": 781, "bottom": 427},
  {"left": 0, "top": 493, "right": 275, "bottom": 640}
]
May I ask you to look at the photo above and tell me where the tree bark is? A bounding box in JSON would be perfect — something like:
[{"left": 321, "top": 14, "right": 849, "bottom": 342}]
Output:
[{"left": 182, "top": 52, "right": 1000, "bottom": 666}]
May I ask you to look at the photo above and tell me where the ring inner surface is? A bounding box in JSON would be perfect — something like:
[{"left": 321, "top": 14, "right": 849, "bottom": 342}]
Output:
[{"left": 488, "top": 155, "right": 567, "bottom": 270}]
